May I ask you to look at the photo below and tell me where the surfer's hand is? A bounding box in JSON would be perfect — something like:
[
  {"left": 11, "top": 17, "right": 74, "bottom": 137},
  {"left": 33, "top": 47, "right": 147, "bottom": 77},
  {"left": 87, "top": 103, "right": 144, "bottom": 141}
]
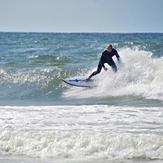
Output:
[
  {"left": 118, "top": 57, "right": 121, "bottom": 64},
  {"left": 103, "top": 67, "right": 108, "bottom": 71}
]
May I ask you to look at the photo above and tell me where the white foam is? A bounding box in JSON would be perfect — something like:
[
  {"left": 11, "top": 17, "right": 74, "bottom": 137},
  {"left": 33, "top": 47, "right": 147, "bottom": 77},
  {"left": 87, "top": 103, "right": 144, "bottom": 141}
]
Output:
[
  {"left": 0, "top": 105, "right": 163, "bottom": 160},
  {"left": 0, "top": 67, "right": 56, "bottom": 87},
  {"left": 64, "top": 47, "right": 163, "bottom": 100}
]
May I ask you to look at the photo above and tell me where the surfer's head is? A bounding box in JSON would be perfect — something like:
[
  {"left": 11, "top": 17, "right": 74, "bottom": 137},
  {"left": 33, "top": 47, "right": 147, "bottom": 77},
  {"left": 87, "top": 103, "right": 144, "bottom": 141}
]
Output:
[{"left": 107, "top": 44, "right": 113, "bottom": 52}]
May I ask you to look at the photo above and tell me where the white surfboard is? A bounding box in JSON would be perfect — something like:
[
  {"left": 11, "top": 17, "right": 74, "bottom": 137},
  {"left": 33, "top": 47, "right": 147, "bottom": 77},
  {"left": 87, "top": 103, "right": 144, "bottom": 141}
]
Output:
[{"left": 63, "top": 77, "right": 95, "bottom": 88}]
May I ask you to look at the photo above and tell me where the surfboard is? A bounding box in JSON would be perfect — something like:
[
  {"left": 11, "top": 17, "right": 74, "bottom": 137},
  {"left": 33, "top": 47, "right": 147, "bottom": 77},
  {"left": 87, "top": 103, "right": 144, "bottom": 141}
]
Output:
[{"left": 63, "top": 77, "right": 95, "bottom": 88}]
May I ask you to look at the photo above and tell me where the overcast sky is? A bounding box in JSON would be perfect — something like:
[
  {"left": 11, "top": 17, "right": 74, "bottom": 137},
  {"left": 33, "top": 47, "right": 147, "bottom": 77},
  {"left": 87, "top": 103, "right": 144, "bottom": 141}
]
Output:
[{"left": 0, "top": 0, "right": 163, "bottom": 32}]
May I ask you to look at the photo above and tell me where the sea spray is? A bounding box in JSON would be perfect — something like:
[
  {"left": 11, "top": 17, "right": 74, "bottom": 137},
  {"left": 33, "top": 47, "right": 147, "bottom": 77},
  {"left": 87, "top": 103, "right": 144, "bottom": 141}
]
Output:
[{"left": 64, "top": 47, "right": 163, "bottom": 100}]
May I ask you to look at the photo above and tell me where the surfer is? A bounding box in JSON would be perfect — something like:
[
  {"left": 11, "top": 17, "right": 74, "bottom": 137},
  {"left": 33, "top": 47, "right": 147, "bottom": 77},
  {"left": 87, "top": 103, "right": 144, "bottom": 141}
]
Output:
[{"left": 86, "top": 44, "right": 120, "bottom": 80}]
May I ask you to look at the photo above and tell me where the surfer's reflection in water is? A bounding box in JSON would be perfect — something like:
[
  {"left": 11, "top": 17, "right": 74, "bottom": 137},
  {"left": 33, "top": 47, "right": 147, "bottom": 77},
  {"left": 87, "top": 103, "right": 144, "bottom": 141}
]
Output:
[{"left": 86, "top": 44, "right": 120, "bottom": 80}]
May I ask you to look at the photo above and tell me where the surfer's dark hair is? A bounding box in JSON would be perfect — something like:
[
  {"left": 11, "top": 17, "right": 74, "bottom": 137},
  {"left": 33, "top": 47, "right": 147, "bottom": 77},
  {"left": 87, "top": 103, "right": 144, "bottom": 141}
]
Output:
[
  {"left": 107, "top": 44, "right": 112, "bottom": 49},
  {"left": 108, "top": 44, "right": 112, "bottom": 48}
]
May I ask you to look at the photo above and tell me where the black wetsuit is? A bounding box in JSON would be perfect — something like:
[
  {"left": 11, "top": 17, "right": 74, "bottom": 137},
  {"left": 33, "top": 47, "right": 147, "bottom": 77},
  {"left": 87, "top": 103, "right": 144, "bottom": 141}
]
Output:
[{"left": 89, "top": 48, "right": 120, "bottom": 78}]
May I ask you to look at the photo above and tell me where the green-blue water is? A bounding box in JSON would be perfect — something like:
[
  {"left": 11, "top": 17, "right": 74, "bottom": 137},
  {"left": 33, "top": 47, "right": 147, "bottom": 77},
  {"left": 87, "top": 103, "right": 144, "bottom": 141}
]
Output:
[{"left": 0, "top": 32, "right": 163, "bottom": 106}]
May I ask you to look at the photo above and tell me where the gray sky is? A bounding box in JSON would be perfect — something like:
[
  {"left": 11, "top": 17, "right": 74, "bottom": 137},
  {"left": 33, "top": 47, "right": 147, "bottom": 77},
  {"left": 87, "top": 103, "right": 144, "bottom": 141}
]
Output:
[{"left": 0, "top": 0, "right": 163, "bottom": 32}]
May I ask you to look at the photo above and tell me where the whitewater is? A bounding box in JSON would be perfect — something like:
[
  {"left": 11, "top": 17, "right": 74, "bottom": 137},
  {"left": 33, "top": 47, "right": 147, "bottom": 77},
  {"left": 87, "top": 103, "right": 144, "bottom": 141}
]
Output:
[
  {"left": 0, "top": 32, "right": 163, "bottom": 163},
  {"left": 0, "top": 105, "right": 163, "bottom": 162},
  {"left": 64, "top": 47, "right": 163, "bottom": 101}
]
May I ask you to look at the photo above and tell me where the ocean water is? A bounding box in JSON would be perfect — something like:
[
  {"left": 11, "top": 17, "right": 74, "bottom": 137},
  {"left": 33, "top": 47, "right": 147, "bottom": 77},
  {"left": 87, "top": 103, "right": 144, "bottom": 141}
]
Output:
[{"left": 0, "top": 32, "right": 163, "bottom": 163}]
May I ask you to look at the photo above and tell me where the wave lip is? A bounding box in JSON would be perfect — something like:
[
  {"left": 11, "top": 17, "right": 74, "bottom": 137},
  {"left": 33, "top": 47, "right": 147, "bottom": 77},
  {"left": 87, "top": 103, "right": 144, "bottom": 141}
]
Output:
[{"left": 64, "top": 47, "right": 163, "bottom": 101}]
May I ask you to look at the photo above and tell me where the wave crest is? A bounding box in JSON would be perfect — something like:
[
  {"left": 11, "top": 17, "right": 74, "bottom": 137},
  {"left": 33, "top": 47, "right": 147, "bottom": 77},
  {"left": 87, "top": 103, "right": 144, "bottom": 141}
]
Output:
[{"left": 64, "top": 47, "right": 163, "bottom": 101}]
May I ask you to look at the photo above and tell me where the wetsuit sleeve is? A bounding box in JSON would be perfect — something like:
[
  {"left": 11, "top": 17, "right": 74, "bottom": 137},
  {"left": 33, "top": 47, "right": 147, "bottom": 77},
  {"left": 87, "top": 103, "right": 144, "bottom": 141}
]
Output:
[{"left": 115, "top": 50, "right": 120, "bottom": 61}]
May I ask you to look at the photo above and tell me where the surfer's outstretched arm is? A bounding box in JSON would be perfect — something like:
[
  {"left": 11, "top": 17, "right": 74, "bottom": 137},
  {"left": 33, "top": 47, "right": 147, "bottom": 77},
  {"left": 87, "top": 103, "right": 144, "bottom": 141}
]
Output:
[{"left": 115, "top": 51, "right": 120, "bottom": 61}]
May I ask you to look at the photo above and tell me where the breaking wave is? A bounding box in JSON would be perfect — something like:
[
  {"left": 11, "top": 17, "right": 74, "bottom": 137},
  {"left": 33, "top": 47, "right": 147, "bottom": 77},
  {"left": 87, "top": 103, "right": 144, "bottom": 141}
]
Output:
[{"left": 64, "top": 47, "right": 163, "bottom": 101}]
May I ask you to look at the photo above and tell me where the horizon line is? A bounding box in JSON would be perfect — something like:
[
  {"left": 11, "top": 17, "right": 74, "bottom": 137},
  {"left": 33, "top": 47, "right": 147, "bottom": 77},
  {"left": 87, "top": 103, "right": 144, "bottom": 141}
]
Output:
[{"left": 0, "top": 31, "right": 163, "bottom": 34}]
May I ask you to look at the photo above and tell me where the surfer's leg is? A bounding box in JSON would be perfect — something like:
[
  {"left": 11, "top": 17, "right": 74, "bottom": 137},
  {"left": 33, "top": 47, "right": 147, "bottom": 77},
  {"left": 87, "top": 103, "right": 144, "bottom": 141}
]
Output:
[
  {"left": 87, "top": 64, "right": 102, "bottom": 80},
  {"left": 107, "top": 62, "right": 117, "bottom": 72}
]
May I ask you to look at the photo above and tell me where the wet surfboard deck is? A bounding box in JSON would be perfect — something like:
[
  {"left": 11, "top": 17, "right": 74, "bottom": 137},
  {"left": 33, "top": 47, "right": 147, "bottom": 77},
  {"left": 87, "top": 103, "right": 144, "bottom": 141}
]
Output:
[{"left": 63, "top": 77, "right": 96, "bottom": 88}]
